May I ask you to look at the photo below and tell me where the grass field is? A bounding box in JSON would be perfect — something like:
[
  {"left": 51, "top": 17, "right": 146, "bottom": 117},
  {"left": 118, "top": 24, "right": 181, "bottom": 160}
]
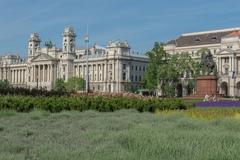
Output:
[{"left": 1, "top": 109, "right": 240, "bottom": 160}]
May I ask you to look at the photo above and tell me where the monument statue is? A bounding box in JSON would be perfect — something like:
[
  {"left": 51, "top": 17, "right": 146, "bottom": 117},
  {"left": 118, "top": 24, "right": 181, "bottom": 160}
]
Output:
[
  {"left": 200, "top": 50, "right": 217, "bottom": 76},
  {"left": 189, "top": 48, "right": 219, "bottom": 98}
]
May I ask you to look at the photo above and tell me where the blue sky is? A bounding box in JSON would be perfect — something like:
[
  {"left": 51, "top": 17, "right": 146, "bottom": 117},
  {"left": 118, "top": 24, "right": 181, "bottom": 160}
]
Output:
[{"left": 0, "top": 0, "right": 240, "bottom": 57}]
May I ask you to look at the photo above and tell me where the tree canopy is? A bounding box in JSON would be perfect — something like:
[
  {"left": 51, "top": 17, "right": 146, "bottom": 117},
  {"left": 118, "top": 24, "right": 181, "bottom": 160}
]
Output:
[
  {"left": 144, "top": 42, "right": 200, "bottom": 97},
  {"left": 65, "top": 77, "right": 85, "bottom": 92},
  {"left": 54, "top": 79, "right": 66, "bottom": 92}
]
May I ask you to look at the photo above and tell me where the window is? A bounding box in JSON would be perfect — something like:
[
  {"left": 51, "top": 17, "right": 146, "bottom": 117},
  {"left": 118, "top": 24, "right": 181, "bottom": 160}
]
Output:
[
  {"left": 225, "top": 58, "right": 229, "bottom": 63},
  {"left": 135, "top": 66, "right": 138, "bottom": 71},
  {"left": 131, "top": 75, "right": 133, "bottom": 81},
  {"left": 131, "top": 66, "right": 134, "bottom": 70},
  {"left": 139, "top": 66, "right": 142, "bottom": 71},
  {"left": 123, "top": 72, "right": 126, "bottom": 81},
  {"left": 224, "top": 68, "right": 229, "bottom": 75},
  {"left": 135, "top": 75, "right": 138, "bottom": 82},
  {"left": 63, "top": 66, "right": 66, "bottom": 72},
  {"left": 123, "top": 64, "right": 126, "bottom": 70},
  {"left": 110, "top": 72, "right": 112, "bottom": 80},
  {"left": 143, "top": 66, "right": 145, "bottom": 71},
  {"left": 195, "top": 37, "right": 201, "bottom": 42},
  {"left": 139, "top": 76, "right": 142, "bottom": 81},
  {"left": 211, "top": 36, "right": 217, "bottom": 41}
]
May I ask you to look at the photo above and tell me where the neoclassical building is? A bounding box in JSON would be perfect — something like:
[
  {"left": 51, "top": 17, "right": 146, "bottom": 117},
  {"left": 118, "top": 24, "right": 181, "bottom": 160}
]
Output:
[
  {"left": 0, "top": 27, "right": 148, "bottom": 93},
  {"left": 164, "top": 27, "right": 240, "bottom": 97}
]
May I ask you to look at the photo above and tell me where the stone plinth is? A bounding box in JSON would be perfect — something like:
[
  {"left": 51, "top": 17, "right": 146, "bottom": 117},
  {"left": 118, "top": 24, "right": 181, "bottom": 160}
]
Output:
[{"left": 189, "top": 75, "right": 220, "bottom": 98}]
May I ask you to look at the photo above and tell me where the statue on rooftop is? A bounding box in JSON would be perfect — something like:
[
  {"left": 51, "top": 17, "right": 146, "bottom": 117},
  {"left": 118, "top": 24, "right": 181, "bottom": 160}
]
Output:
[{"left": 45, "top": 41, "right": 53, "bottom": 49}]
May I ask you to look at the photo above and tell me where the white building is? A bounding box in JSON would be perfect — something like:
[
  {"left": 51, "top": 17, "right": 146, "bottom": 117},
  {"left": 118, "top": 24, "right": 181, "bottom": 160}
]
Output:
[
  {"left": 0, "top": 27, "right": 148, "bottom": 93},
  {"left": 164, "top": 27, "right": 240, "bottom": 97}
]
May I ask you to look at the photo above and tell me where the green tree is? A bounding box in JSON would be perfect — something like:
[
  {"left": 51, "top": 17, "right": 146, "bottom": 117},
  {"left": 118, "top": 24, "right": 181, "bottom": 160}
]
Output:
[
  {"left": 54, "top": 79, "right": 66, "bottom": 92},
  {"left": 144, "top": 42, "right": 167, "bottom": 90},
  {"left": 65, "top": 77, "right": 85, "bottom": 92},
  {"left": 0, "top": 80, "right": 10, "bottom": 90},
  {"left": 144, "top": 42, "right": 199, "bottom": 97}
]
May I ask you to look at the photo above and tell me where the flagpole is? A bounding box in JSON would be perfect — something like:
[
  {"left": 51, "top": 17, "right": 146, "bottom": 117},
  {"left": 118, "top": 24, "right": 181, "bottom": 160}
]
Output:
[{"left": 85, "top": 25, "right": 89, "bottom": 93}]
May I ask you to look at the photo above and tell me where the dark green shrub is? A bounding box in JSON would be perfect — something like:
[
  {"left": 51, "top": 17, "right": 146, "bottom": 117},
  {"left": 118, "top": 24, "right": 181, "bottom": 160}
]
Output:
[{"left": 0, "top": 96, "right": 193, "bottom": 113}]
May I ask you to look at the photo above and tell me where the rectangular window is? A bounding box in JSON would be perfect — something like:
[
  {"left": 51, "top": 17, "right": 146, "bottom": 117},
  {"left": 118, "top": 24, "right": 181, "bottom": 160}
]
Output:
[
  {"left": 123, "top": 72, "right": 126, "bottom": 81},
  {"left": 135, "top": 75, "right": 138, "bottom": 82},
  {"left": 123, "top": 64, "right": 126, "bottom": 70},
  {"left": 110, "top": 72, "right": 112, "bottom": 80},
  {"left": 135, "top": 66, "right": 138, "bottom": 71},
  {"left": 225, "top": 58, "right": 229, "bottom": 63},
  {"left": 225, "top": 68, "right": 229, "bottom": 75}
]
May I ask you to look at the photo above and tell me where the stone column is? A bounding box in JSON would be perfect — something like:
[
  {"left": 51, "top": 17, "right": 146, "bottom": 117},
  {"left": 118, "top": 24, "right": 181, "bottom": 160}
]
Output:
[
  {"left": 48, "top": 65, "right": 51, "bottom": 82},
  {"left": 20, "top": 70, "right": 22, "bottom": 83},
  {"left": 46, "top": 64, "right": 49, "bottom": 82},
  {"left": 43, "top": 65, "right": 45, "bottom": 82},
  {"left": 220, "top": 57, "right": 222, "bottom": 75},
  {"left": 13, "top": 70, "right": 15, "bottom": 83},
  {"left": 38, "top": 65, "right": 41, "bottom": 82},
  {"left": 33, "top": 66, "right": 35, "bottom": 82},
  {"left": 52, "top": 64, "right": 55, "bottom": 82},
  {"left": 23, "top": 70, "right": 25, "bottom": 83},
  {"left": 49, "top": 64, "right": 51, "bottom": 82},
  {"left": 17, "top": 70, "right": 19, "bottom": 83},
  {"left": 79, "top": 65, "right": 81, "bottom": 78},
  {"left": 102, "top": 64, "right": 105, "bottom": 82}
]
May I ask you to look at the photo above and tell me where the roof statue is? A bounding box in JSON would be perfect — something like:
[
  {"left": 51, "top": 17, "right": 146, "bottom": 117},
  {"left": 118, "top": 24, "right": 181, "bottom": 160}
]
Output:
[{"left": 45, "top": 41, "right": 53, "bottom": 49}]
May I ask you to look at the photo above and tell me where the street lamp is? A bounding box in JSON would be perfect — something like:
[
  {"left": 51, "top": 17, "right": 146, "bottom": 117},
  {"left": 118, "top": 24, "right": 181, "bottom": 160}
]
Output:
[{"left": 84, "top": 27, "right": 89, "bottom": 93}]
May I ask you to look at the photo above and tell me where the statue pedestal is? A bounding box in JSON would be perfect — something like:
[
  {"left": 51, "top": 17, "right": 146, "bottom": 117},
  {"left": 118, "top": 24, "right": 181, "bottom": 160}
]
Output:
[{"left": 189, "top": 75, "right": 220, "bottom": 98}]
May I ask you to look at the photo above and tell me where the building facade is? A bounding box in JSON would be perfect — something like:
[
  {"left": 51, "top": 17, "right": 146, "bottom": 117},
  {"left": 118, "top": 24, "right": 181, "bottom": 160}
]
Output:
[
  {"left": 164, "top": 27, "right": 240, "bottom": 97},
  {"left": 0, "top": 27, "right": 148, "bottom": 93}
]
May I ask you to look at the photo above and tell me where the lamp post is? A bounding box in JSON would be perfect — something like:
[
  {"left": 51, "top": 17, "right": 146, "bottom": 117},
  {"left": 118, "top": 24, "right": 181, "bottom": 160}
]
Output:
[{"left": 84, "top": 28, "right": 89, "bottom": 93}]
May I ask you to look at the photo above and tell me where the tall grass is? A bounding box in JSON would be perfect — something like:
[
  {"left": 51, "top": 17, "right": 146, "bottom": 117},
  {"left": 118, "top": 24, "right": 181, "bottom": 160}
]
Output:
[{"left": 0, "top": 110, "right": 240, "bottom": 160}]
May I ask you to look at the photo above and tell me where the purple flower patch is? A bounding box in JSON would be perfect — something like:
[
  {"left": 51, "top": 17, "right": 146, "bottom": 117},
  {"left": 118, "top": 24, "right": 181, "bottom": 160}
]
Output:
[{"left": 196, "top": 101, "right": 240, "bottom": 107}]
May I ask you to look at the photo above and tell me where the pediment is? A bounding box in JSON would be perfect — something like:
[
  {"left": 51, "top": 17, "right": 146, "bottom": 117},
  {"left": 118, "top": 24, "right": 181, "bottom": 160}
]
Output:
[
  {"left": 31, "top": 53, "right": 55, "bottom": 62},
  {"left": 216, "top": 49, "right": 234, "bottom": 55}
]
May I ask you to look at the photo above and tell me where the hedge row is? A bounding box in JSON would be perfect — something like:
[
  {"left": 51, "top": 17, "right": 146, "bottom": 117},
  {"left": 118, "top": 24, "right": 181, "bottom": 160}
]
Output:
[
  {"left": 0, "top": 87, "right": 68, "bottom": 96},
  {"left": 0, "top": 96, "right": 193, "bottom": 113}
]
